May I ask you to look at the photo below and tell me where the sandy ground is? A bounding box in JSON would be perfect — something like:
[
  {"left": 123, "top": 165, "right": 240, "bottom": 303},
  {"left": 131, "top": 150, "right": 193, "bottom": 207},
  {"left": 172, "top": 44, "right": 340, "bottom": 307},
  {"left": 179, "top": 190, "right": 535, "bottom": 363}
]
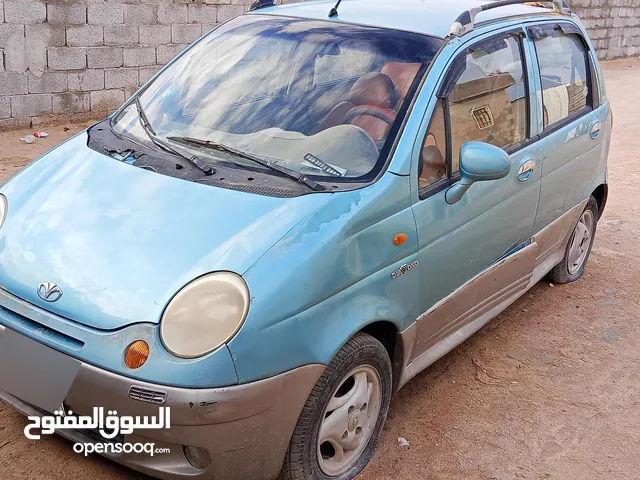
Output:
[{"left": 0, "top": 58, "right": 639, "bottom": 480}]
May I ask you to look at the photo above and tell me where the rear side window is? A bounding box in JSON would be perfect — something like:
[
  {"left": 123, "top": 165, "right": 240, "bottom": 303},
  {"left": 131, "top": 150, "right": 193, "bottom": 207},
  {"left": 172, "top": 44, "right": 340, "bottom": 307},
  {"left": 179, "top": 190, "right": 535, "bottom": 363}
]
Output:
[{"left": 532, "top": 28, "right": 591, "bottom": 129}]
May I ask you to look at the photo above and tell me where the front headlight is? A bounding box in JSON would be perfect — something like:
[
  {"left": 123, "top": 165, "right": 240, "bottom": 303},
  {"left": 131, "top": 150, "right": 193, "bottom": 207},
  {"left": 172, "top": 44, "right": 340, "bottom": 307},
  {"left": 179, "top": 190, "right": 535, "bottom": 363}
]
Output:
[
  {"left": 160, "top": 272, "right": 249, "bottom": 359},
  {"left": 0, "top": 194, "right": 7, "bottom": 229}
]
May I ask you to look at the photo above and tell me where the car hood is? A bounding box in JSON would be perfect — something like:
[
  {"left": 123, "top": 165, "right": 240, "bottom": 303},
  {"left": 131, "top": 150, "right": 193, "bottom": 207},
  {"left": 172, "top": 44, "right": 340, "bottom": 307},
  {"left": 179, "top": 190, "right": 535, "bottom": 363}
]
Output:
[{"left": 0, "top": 133, "right": 329, "bottom": 330}]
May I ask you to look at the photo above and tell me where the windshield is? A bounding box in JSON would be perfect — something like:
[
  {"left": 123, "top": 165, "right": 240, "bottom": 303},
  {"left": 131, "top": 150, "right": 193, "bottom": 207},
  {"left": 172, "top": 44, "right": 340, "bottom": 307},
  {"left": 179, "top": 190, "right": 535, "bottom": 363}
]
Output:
[{"left": 112, "top": 14, "right": 443, "bottom": 182}]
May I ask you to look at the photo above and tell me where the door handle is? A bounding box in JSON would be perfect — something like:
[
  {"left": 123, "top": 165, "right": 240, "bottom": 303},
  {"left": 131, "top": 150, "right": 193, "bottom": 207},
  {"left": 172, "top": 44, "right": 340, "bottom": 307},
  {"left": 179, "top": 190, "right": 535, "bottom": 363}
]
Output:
[
  {"left": 517, "top": 158, "right": 535, "bottom": 182},
  {"left": 590, "top": 120, "right": 601, "bottom": 140}
]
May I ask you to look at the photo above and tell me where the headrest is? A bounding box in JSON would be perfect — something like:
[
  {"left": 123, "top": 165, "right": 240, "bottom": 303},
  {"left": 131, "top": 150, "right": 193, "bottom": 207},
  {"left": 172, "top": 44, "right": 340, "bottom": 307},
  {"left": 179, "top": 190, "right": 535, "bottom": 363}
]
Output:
[
  {"left": 381, "top": 62, "right": 422, "bottom": 105},
  {"left": 348, "top": 73, "right": 396, "bottom": 109}
]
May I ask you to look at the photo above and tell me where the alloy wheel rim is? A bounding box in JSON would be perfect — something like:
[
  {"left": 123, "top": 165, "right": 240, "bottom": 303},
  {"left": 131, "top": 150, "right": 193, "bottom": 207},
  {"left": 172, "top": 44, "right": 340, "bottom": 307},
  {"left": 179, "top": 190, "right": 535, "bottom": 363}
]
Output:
[
  {"left": 317, "top": 364, "right": 382, "bottom": 477},
  {"left": 567, "top": 210, "right": 594, "bottom": 275}
]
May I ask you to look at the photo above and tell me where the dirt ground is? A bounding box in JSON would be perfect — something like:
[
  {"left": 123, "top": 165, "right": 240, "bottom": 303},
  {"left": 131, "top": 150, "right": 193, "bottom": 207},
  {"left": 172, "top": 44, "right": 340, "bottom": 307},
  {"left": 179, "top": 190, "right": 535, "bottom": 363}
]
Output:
[{"left": 0, "top": 58, "right": 639, "bottom": 480}]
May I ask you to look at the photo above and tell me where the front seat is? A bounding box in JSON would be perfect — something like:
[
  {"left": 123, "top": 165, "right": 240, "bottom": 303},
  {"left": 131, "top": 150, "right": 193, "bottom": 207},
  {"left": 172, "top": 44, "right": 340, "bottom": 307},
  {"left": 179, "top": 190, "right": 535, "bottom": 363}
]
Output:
[{"left": 323, "top": 72, "right": 398, "bottom": 142}]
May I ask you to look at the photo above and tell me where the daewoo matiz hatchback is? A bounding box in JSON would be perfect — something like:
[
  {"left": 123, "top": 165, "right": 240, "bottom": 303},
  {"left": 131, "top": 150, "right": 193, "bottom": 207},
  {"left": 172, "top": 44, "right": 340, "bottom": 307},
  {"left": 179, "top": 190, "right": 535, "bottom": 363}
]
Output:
[{"left": 0, "top": 0, "right": 610, "bottom": 479}]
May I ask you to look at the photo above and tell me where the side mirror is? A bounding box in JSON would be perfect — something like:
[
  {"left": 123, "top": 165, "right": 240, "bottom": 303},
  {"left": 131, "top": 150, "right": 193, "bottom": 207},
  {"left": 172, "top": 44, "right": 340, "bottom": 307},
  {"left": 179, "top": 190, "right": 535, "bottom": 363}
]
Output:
[{"left": 445, "top": 141, "right": 511, "bottom": 205}]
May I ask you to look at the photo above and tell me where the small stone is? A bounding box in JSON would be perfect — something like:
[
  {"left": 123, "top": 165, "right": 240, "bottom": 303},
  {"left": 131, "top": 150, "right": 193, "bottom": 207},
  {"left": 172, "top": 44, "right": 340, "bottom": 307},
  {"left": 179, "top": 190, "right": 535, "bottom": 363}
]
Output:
[
  {"left": 397, "top": 437, "right": 410, "bottom": 447},
  {"left": 549, "top": 283, "right": 555, "bottom": 288}
]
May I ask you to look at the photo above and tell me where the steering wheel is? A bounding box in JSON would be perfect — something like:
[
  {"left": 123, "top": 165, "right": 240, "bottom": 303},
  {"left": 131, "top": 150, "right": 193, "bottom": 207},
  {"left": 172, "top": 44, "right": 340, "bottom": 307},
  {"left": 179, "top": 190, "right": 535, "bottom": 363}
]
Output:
[{"left": 343, "top": 106, "right": 396, "bottom": 127}]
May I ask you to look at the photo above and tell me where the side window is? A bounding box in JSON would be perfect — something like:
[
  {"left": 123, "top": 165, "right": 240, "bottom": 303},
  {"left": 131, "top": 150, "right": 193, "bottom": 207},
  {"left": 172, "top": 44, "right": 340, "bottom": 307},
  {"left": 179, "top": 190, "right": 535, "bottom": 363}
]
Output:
[
  {"left": 419, "top": 33, "right": 529, "bottom": 192},
  {"left": 533, "top": 30, "right": 591, "bottom": 129},
  {"left": 419, "top": 100, "right": 447, "bottom": 190},
  {"left": 447, "top": 34, "right": 528, "bottom": 172}
]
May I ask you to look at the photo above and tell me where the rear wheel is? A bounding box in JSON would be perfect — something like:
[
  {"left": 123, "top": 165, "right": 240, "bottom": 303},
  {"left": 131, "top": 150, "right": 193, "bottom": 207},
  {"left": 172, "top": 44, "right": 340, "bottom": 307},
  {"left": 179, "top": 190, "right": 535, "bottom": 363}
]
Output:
[
  {"left": 280, "top": 333, "right": 392, "bottom": 480},
  {"left": 548, "top": 196, "right": 598, "bottom": 284}
]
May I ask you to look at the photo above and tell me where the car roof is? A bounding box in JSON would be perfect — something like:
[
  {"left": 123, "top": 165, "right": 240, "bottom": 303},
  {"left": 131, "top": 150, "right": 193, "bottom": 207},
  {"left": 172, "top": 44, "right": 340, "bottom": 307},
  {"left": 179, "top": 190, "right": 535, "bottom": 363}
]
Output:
[{"left": 251, "top": 0, "right": 569, "bottom": 38}]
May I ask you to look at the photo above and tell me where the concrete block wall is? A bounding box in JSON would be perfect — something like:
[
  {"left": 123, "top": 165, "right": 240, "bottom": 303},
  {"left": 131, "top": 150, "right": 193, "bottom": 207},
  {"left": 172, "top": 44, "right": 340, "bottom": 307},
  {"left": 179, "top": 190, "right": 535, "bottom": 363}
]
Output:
[
  {"left": 570, "top": 0, "right": 640, "bottom": 59},
  {"left": 0, "top": 0, "right": 264, "bottom": 130},
  {"left": 0, "top": 0, "right": 638, "bottom": 130}
]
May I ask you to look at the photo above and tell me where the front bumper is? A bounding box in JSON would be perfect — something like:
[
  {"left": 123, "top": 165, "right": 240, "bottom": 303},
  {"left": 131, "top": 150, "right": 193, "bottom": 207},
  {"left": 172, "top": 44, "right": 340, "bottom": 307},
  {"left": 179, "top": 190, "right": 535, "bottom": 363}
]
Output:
[{"left": 0, "top": 327, "right": 324, "bottom": 480}]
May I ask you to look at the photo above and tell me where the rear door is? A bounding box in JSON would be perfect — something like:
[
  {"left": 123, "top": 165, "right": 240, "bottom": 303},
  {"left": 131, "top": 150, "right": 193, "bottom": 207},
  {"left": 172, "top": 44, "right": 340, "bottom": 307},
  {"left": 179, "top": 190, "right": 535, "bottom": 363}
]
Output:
[
  {"left": 527, "top": 22, "right": 603, "bottom": 232},
  {"left": 409, "top": 28, "right": 541, "bottom": 359}
]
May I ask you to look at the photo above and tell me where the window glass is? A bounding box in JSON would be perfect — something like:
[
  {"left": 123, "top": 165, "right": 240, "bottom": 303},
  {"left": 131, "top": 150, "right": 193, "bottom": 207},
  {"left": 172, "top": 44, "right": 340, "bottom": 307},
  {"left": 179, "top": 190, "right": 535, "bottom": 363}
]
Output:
[
  {"left": 447, "top": 35, "right": 527, "bottom": 172},
  {"left": 534, "top": 32, "right": 590, "bottom": 128},
  {"left": 313, "top": 44, "right": 376, "bottom": 86},
  {"left": 419, "top": 100, "right": 447, "bottom": 190},
  {"left": 112, "top": 15, "right": 443, "bottom": 181}
]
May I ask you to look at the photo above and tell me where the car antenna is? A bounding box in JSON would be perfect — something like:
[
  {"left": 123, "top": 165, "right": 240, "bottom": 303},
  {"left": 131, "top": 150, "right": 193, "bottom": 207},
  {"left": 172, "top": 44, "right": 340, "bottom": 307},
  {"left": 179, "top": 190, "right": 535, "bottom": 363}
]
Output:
[{"left": 329, "top": 0, "right": 343, "bottom": 17}]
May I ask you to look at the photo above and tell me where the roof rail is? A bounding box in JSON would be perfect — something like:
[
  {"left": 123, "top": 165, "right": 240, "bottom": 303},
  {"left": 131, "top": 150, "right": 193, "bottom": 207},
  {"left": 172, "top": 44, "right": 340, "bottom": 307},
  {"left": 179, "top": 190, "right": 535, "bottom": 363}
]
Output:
[
  {"left": 447, "top": 0, "right": 570, "bottom": 37},
  {"left": 249, "top": 0, "right": 275, "bottom": 12}
]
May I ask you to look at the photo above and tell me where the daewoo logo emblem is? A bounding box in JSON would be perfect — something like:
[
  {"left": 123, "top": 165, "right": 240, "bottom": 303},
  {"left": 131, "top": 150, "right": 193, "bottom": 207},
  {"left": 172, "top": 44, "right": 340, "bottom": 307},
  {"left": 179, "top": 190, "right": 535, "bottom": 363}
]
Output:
[{"left": 37, "top": 282, "right": 63, "bottom": 302}]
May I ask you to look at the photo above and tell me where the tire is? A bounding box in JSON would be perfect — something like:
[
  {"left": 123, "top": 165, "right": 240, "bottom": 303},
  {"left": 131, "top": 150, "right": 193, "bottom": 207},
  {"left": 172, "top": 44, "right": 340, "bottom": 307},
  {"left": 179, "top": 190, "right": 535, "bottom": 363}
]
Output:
[
  {"left": 547, "top": 196, "right": 599, "bottom": 284},
  {"left": 280, "top": 333, "right": 393, "bottom": 480}
]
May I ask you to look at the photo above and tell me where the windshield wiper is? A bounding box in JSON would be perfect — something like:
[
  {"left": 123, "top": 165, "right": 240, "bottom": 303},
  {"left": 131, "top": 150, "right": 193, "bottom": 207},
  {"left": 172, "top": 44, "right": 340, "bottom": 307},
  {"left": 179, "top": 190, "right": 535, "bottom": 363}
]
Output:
[
  {"left": 134, "top": 97, "right": 214, "bottom": 176},
  {"left": 167, "top": 136, "right": 325, "bottom": 192}
]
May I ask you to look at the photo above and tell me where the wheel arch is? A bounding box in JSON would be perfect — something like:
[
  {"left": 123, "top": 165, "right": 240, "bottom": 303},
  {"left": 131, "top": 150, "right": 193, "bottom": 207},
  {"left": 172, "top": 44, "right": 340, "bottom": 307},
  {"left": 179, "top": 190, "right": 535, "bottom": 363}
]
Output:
[
  {"left": 591, "top": 183, "right": 608, "bottom": 219},
  {"left": 358, "top": 321, "right": 405, "bottom": 394}
]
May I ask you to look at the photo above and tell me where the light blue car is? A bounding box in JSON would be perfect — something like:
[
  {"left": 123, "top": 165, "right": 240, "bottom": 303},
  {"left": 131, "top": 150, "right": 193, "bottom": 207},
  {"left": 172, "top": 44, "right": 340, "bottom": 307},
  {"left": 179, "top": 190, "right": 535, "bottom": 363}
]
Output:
[{"left": 0, "top": 0, "right": 610, "bottom": 479}]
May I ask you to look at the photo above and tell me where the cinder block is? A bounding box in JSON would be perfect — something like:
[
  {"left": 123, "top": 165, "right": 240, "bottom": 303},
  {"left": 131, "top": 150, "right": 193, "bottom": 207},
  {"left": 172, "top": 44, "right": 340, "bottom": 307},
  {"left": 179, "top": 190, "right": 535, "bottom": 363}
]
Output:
[
  {"left": 156, "top": 44, "right": 188, "bottom": 65},
  {"left": 88, "top": 4, "right": 124, "bottom": 26},
  {"left": 139, "top": 25, "right": 171, "bottom": 45},
  {"left": 172, "top": 25, "right": 202, "bottom": 44},
  {"left": 218, "top": 5, "right": 245, "bottom": 23},
  {"left": 53, "top": 92, "right": 91, "bottom": 114},
  {"left": 68, "top": 69, "right": 105, "bottom": 92},
  {"left": 188, "top": 5, "right": 218, "bottom": 24},
  {"left": 105, "top": 67, "right": 139, "bottom": 89},
  {"left": 158, "top": 4, "right": 188, "bottom": 25},
  {"left": 0, "top": 51, "right": 4, "bottom": 72},
  {"left": 124, "top": 5, "right": 157, "bottom": 25},
  {"left": 105, "top": 26, "right": 139, "bottom": 46},
  {"left": 47, "top": 4, "right": 87, "bottom": 25},
  {"left": 67, "top": 25, "right": 104, "bottom": 47},
  {"left": 139, "top": 65, "right": 162, "bottom": 84},
  {"left": 11, "top": 94, "right": 52, "bottom": 117},
  {"left": 87, "top": 47, "right": 123, "bottom": 69},
  {"left": 0, "top": 4, "right": 3, "bottom": 24},
  {"left": 0, "top": 24, "right": 25, "bottom": 50},
  {"left": 124, "top": 86, "right": 138, "bottom": 101},
  {"left": 29, "top": 71, "right": 68, "bottom": 94},
  {"left": 4, "top": 1, "right": 47, "bottom": 25},
  {"left": 91, "top": 89, "right": 125, "bottom": 111},
  {"left": 0, "top": 97, "right": 10, "bottom": 120},
  {"left": 0, "top": 72, "right": 28, "bottom": 95},
  {"left": 123, "top": 47, "right": 156, "bottom": 67},
  {"left": 48, "top": 47, "right": 87, "bottom": 70},
  {"left": 201, "top": 25, "right": 217, "bottom": 37},
  {"left": 26, "top": 25, "right": 66, "bottom": 48}
]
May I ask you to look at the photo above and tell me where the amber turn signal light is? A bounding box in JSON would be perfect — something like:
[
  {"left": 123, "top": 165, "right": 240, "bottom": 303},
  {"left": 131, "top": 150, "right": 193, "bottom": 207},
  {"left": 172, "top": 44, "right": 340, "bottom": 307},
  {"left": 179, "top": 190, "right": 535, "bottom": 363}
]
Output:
[
  {"left": 393, "top": 233, "right": 408, "bottom": 245},
  {"left": 124, "top": 340, "right": 149, "bottom": 369}
]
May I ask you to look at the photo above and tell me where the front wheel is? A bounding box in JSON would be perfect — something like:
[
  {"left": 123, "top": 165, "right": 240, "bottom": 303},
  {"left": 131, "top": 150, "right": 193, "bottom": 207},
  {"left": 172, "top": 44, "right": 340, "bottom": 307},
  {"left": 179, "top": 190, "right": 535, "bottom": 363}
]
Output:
[
  {"left": 280, "top": 333, "right": 392, "bottom": 480},
  {"left": 548, "top": 196, "right": 599, "bottom": 284}
]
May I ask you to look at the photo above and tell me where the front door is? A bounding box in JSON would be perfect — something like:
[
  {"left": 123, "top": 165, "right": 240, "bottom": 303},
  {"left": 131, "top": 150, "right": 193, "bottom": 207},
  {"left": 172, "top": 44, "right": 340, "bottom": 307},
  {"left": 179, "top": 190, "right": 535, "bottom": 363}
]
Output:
[{"left": 409, "top": 29, "right": 541, "bottom": 359}]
